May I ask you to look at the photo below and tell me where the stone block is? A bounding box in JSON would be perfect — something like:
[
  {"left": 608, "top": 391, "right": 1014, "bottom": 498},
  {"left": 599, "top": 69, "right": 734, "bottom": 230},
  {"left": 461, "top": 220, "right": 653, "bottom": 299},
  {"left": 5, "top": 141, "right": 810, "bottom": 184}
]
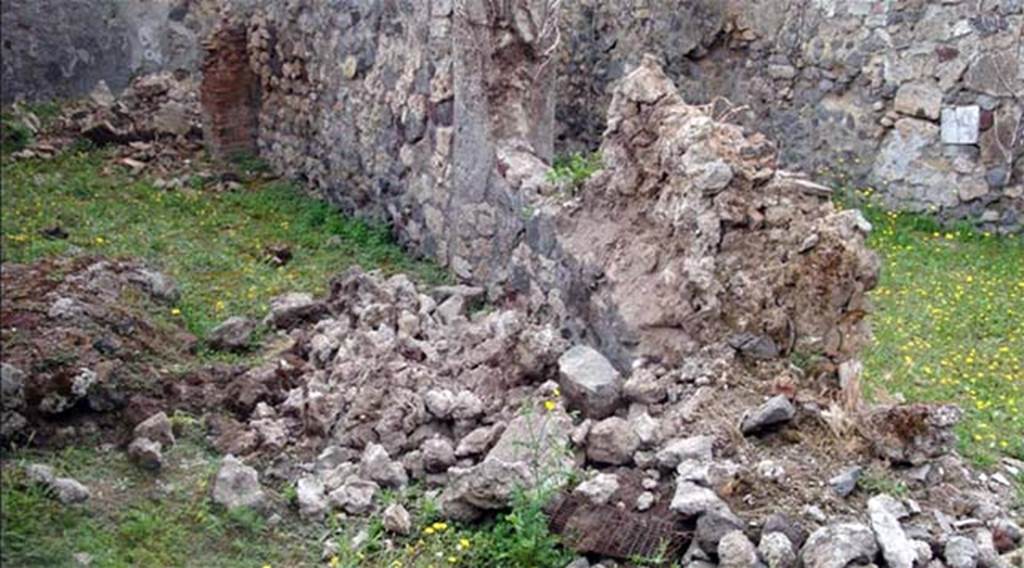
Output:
[
  {"left": 941, "top": 106, "right": 980, "bottom": 145},
  {"left": 894, "top": 83, "right": 943, "bottom": 120}
]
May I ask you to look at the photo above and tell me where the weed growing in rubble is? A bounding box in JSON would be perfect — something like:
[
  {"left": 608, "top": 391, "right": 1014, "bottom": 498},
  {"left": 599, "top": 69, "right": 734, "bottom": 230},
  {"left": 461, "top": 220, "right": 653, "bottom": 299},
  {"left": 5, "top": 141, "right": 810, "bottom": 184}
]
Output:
[
  {"left": 859, "top": 467, "right": 910, "bottom": 497},
  {"left": 0, "top": 147, "right": 448, "bottom": 339},
  {"left": 843, "top": 196, "right": 1024, "bottom": 465},
  {"left": 340, "top": 399, "right": 574, "bottom": 567},
  {"left": 547, "top": 151, "right": 602, "bottom": 193}
]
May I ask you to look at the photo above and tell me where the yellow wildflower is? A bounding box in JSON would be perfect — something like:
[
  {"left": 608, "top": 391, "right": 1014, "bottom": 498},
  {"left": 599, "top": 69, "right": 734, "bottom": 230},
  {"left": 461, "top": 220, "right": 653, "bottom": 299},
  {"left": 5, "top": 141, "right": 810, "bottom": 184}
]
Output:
[{"left": 543, "top": 400, "right": 556, "bottom": 412}]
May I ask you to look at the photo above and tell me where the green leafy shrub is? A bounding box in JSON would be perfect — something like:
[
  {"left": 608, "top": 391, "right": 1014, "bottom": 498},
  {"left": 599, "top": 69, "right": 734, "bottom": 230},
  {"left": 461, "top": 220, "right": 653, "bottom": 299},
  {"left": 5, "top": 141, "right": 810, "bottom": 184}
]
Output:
[{"left": 546, "top": 152, "right": 602, "bottom": 193}]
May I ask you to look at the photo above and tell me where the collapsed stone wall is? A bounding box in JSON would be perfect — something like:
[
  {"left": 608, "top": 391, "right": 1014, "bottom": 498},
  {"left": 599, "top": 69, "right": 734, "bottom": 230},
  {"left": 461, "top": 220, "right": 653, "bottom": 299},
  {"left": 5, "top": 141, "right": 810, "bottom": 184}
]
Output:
[
  {"left": 205, "top": 2, "right": 878, "bottom": 371},
  {"left": 0, "top": 0, "right": 220, "bottom": 103},
  {"left": 558, "top": 0, "right": 1024, "bottom": 231}
]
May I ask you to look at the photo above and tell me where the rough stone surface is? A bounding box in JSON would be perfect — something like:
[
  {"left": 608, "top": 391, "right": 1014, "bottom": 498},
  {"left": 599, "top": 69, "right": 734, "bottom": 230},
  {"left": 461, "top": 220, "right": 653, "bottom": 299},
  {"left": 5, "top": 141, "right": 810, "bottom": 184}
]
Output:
[
  {"left": 868, "top": 494, "right": 916, "bottom": 568},
  {"left": 127, "top": 437, "right": 163, "bottom": 471},
  {"left": 657, "top": 436, "right": 715, "bottom": 471},
  {"left": 382, "top": 503, "right": 412, "bottom": 535},
  {"left": 895, "top": 83, "right": 944, "bottom": 120},
  {"left": 328, "top": 478, "right": 378, "bottom": 515},
  {"left": 801, "top": 523, "right": 879, "bottom": 568},
  {"left": 945, "top": 536, "right": 980, "bottom": 568},
  {"left": 696, "top": 510, "right": 745, "bottom": 554},
  {"left": 572, "top": 473, "right": 620, "bottom": 506},
  {"left": 207, "top": 317, "right": 257, "bottom": 352},
  {"left": 585, "top": 417, "right": 639, "bottom": 465},
  {"left": 557, "top": 346, "right": 622, "bottom": 419},
  {"left": 295, "top": 476, "right": 327, "bottom": 520},
  {"left": 422, "top": 438, "right": 456, "bottom": 474},
  {"left": 1, "top": 0, "right": 214, "bottom": 103},
  {"left": 740, "top": 395, "right": 796, "bottom": 435},
  {"left": 51, "top": 477, "right": 91, "bottom": 505},
  {"left": 263, "top": 293, "right": 326, "bottom": 330},
  {"left": 212, "top": 455, "right": 265, "bottom": 510},
  {"left": 134, "top": 412, "right": 175, "bottom": 447},
  {"left": 759, "top": 532, "right": 797, "bottom": 568},
  {"left": 829, "top": 466, "right": 863, "bottom": 497},
  {"left": 360, "top": 443, "right": 408, "bottom": 489},
  {"left": 718, "top": 530, "right": 759, "bottom": 568},
  {"left": 670, "top": 481, "right": 729, "bottom": 518}
]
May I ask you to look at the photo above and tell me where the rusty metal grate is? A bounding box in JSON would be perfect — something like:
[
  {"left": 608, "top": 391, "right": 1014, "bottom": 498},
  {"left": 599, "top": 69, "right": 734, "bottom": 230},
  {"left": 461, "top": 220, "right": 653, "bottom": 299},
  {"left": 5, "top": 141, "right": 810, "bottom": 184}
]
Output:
[{"left": 549, "top": 494, "right": 691, "bottom": 561}]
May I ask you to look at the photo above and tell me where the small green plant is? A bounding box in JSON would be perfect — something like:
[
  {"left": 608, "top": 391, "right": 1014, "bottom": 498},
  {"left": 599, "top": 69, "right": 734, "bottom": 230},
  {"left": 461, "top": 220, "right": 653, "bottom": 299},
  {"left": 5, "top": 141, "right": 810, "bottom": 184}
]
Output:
[
  {"left": 470, "top": 488, "right": 573, "bottom": 568},
  {"left": 859, "top": 468, "right": 909, "bottom": 497},
  {"left": 282, "top": 483, "right": 299, "bottom": 507},
  {"left": 0, "top": 115, "right": 33, "bottom": 154},
  {"left": 546, "top": 151, "right": 602, "bottom": 193}
]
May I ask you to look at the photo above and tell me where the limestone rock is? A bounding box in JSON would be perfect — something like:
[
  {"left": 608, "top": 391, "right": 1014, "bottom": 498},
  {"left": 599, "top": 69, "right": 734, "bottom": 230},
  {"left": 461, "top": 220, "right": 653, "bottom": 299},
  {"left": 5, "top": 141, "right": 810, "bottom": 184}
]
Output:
[
  {"left": 585, "top": 417, "right": 639, "bottom": 465},
  {"left": 127, "top": 437, "right": 163, "bottom": 471},
  {"left": 657, "top": 435, "right": 714, "bottom": 470},
  {"left": 328, "top": 478, "right": 378, "bottom": 515},
  {"left": 455, "top": 424, "right": 503, "bottom": 457},
  {"left": 800, "top": 523, "right": 878, "bottom": 568},
  {"left": 212, "top": 455, "right": 265, "bottom": 510},
  {"left": 264, "top": 292, "right": 326, "bottom": 329},
  {"left": 134, "top": 411, "right": 175, "bottom": 446},
  {"left": 572, "top": 473, "right": 620, "bottom": 505},
  {"left": 382, "top": 503, "right": 412, "bottom": 535},
  {"left": 944, "top": 536, "right": 979, "bottom": 568},
  {"left": 422, "top": 438, "right": 456, "bottom": 474},
  {"left": 296, "top": 476, "right": 327, "bottom": 520},
  {"left": 558, "top": 345, "right": 622, "bottom": 419},
  {"left": 670, "top": 481, "right": 729, "bottom": 518},
  {"left": 360, "top": 444, "right": 408, "bottom": 489},
  {"left": 718, "top": 530, "right": 759, "bottom": 568},
  {"left": 759, "top": 532, "right": 796, "bottom": 568},
  {"left": 51, "top": 477, "right": 91, "bottom": 505},
  {"left": 828, "top": 466, "right": 863, "bottom": 497},
  {"left": 868, "top": 494, "right": 916, "bottom": 568},
  {"left": 696, "top": 510, "right": 745, "bottom": 553},
  {"left": 424, "top": 389, "right": 456, "bottom": 419},
  {"left": 894, "top": 83, "right": 943, "bottom": 120}
]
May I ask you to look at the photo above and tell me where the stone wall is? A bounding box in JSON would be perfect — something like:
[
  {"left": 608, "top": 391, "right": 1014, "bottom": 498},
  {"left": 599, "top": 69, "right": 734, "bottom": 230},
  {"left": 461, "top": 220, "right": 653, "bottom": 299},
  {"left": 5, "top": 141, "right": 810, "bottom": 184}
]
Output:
[
  {"left": 204, "top": 2, "right": 878, "bottom": 370},
  {"left": 1, "top": 0, "right": 219, "bottom": 103},
  {"left": 557, "top": 0, "right": 1024, "bottom": 232}
]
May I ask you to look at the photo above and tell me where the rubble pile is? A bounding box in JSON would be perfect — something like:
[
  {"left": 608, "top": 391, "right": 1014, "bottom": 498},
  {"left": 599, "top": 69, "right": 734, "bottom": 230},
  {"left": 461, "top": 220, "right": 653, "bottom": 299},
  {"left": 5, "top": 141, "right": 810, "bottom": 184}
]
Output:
[
  {"left": 10, "top": 73, "right": 210, "bottom": 183},
  {"left": 0, "top": 257, "right": 196, "bottom": 444},
  {"left": 517, "top": 56, "right": 881, "bottom": 369},
  {"left": 197, "top": 264, "right": 1022, "bottom": 565}
]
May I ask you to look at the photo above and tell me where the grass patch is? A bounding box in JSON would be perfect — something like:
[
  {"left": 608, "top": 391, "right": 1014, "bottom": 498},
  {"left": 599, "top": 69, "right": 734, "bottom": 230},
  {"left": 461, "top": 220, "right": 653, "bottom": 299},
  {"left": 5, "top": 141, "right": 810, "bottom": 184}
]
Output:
[
  {"left": 856, "top": 202, "right": 1024, "bottom": 464},
  {"left": 1, "top": 148, "right": 448, "bottom": 339},
  {"left": 1, "top": 442, "right": 318, "bottom": 567}
]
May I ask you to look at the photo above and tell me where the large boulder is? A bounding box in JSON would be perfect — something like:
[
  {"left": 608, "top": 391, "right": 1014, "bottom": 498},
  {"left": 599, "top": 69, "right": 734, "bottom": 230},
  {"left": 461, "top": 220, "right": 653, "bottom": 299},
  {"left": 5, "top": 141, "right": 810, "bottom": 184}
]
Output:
[{"left": 558, "top": 345, "right": 622, "bottom": 419}]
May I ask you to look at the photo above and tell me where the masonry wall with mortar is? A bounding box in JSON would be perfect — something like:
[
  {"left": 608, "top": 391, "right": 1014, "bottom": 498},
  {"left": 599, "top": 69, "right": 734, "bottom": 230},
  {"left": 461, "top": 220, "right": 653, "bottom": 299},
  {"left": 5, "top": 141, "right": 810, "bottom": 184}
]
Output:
[{"left": 557, "top": 0, "right": 1024, "bottom": 232}]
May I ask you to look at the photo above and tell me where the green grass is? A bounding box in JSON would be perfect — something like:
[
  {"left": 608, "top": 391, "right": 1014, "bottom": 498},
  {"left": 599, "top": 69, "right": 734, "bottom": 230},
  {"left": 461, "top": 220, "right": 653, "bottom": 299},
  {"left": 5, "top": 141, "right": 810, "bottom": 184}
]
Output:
[
  {"left": 0, "top": 148, "right": 448, "bottom": 339},
  {"left": 1, "top": 441, "right": 319, "bottom": 567},
  {"left": 858, "top": 203, "right": 1024, "bottom": 464}
]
